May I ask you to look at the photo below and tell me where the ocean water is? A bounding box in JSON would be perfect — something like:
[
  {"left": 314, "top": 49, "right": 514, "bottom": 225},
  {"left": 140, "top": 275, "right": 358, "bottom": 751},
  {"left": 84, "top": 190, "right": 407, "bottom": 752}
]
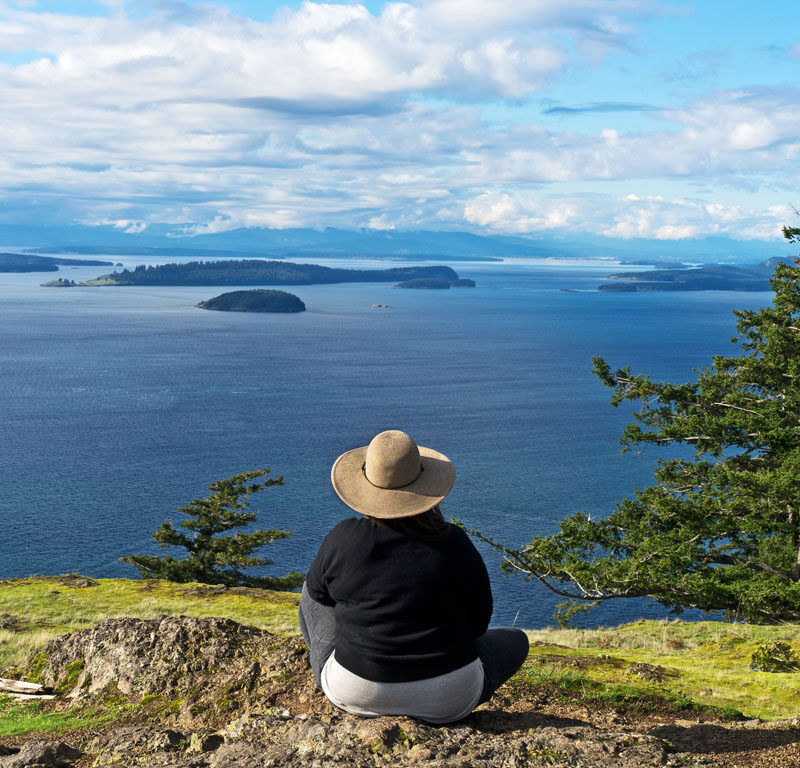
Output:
[{"left": 0, "top": 255, "right": 773, "bottom": 628}]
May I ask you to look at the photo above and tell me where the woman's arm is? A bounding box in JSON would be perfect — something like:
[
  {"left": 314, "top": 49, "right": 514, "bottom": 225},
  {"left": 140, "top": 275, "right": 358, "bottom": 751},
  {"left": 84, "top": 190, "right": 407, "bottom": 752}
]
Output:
[
  {"left": 304, "top": 530, "right": 336, "bottom": 607},
  {"left": 469, "top": 549, "right": 493, "bottom": 637}
]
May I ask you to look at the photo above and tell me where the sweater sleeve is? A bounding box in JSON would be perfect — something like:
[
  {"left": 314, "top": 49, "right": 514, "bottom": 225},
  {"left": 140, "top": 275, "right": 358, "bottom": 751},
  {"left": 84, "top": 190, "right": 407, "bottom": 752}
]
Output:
[
  {"left": 454, "top": 528, "right": 494, "bottom": 638},
  {"left": 467, "top": 538, "right": 493, "bottom": 638},
  {"left": 305, "top": 527, "right": 336, "bottom": 607}
]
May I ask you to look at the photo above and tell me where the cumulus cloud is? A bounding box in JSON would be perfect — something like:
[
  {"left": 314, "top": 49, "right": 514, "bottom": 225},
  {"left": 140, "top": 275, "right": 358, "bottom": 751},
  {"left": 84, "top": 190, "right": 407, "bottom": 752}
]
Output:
[
  {"left": 0, "top": 0, "right": 795, "bottom": 239},
  {"left": 463, "top": 191, "right": 789, "bottom": 240}
]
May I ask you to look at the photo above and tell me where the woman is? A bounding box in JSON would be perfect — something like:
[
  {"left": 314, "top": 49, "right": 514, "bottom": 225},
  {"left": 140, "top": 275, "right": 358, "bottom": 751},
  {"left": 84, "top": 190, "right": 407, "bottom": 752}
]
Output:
[{"left": 299, "top": 429, "right": 529, "bottom": 724}]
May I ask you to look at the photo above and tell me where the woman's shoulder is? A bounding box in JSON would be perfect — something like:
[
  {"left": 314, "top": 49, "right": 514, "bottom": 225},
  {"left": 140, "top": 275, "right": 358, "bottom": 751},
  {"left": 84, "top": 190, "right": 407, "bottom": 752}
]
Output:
[
  {"left": 442, "top": 521, "right": 471, "bottom": 543},
  {"left": 324, "top": 516, "right": 372, "bottom": 541}
]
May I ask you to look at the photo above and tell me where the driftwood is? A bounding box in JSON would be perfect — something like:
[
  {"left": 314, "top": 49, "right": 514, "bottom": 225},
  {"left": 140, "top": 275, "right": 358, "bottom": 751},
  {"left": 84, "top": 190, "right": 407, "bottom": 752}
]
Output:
[
  {"left": 2, "top": 691, "right": 56, "bottom": 701},
  {"left": 0, "top": 676, "right": 54, "bottom": 699}
]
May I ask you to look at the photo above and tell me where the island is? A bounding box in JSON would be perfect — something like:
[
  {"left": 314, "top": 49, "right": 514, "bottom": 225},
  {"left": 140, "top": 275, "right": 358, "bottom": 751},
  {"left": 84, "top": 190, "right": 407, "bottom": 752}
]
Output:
[
  {"left": 66, "top": 259, "right": 461, "bottom": 287},
  {"left": 598, "top": 258, "right": 793, "bottom": 292},
  {"left": 394, "top": 277, "right": 476, "bottom": 289},
  {"left": 196, "top": 289, "right": 306, "bottom": 313},
  {"left": 0, "top": 252, "right": 113, "bottom": 273}
]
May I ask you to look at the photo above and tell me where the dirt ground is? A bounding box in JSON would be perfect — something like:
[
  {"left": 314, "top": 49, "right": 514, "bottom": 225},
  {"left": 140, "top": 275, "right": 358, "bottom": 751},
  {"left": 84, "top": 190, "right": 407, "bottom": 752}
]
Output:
[{"left": 488, "top": 685, "right": 800, "bottom": 768}]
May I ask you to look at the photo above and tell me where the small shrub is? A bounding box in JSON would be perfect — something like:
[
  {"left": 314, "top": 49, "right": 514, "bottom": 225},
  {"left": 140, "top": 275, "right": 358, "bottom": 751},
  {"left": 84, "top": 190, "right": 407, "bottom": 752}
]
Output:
[
  {"left": 750, "top": 641, "right": 799, "bottom": 672},
  {"left": 718, "top": 704, "right": 745, "bottom": 720}
]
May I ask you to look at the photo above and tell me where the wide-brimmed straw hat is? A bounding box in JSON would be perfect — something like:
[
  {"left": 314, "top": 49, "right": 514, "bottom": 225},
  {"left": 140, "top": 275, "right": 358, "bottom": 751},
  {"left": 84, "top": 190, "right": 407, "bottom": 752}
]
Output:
[{"left": 331, "top": 430, "right": 456, "bottom": 518}]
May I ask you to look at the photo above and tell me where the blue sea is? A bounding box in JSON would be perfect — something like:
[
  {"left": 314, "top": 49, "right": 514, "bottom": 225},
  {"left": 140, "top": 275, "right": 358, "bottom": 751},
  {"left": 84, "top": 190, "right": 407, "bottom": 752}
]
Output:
[{"left": 0, "top": 253, "right": 773, "bottom": 628}]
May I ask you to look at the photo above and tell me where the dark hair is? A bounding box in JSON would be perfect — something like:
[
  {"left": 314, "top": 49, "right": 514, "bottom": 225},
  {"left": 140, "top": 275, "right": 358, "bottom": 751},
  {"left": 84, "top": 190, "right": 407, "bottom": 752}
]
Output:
[{"left": 368, "top": 505, "right": 451, "bottom": 544}]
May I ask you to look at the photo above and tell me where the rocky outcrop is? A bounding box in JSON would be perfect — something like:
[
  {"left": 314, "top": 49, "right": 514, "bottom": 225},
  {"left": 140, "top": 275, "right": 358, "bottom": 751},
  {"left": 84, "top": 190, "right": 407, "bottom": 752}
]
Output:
[
  {"left": 29, "top": 616, "right": 317, "bottom": 727},
  {"left": 0, "top": 740, "right": 81, "bottom": 768},
  {"left": 2, "top": 617, "right": 716, "bottom": 768},
  {"left": 3, "top": 715, "right": 702, "bottom": 768}
]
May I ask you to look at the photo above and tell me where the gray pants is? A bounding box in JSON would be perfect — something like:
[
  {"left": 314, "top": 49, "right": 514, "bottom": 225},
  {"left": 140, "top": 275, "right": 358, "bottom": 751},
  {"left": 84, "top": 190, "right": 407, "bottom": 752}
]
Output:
[{"left": 298, "top": 584, "right": 529, "bottom": 707}]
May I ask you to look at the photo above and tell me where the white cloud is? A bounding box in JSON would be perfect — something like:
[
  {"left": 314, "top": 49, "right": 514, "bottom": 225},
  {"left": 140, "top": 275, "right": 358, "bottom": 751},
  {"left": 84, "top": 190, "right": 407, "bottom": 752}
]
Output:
[
  {"left": 367, "top": 213, "right": 396, "bottom": 230},
  {"left": 463, "top": 191, "right": 789, "bottom": 240},
  {"left": 87, "top": 218, "right": 148, "bottom": 233},
  {"left": 0, "top": 1, "right": 795, "bottom": 240}
]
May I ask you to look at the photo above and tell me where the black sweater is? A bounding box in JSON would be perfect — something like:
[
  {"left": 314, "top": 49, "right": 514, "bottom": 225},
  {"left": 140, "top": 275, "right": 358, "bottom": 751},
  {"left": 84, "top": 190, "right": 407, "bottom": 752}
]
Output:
[{"left": 305, "top": 517, "right": 493, "bottom": 683}]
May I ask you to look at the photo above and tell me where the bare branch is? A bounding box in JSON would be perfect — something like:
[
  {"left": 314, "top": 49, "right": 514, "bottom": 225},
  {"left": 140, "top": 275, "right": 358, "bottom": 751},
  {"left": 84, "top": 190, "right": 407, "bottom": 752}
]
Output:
[{"left": 710, "top": 401, "right": 761, "bottom": 415}]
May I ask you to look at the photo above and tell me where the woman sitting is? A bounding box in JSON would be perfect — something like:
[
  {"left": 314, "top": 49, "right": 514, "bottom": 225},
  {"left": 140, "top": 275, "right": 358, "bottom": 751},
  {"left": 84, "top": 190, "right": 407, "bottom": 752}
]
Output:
[{"left": 299, "top": 429, "right": 529, "bottom": 724}]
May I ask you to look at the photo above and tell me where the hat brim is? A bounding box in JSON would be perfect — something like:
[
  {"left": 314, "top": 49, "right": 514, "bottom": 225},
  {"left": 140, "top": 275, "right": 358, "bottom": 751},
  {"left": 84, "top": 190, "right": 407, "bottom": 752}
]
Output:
[{"left": 331, "top": 444, "right": 455, "bottom": 519}]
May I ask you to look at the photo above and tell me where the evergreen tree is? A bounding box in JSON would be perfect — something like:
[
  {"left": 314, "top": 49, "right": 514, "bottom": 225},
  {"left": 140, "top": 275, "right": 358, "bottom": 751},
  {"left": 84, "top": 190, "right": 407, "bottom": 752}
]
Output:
[
  {"left": 474, "top": 239, "right": 800, "bottom": 624},
  {"left": 121, "top": 469, "right": 304, "bottom": 589}
]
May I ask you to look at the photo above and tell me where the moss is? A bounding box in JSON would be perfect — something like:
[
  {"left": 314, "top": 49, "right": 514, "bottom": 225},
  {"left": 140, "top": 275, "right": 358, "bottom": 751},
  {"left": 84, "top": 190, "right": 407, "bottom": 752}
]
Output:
[
  {"left": 25, "top": 653, "right": 48, "bottom": 684},
  {"left": 217, "top": 698, "right": 240, "bottom": 713},
  {"left": 54, "top": 660, "right": 85, "bottom": 695},
  {"left": 99, "top": 682, "right": 128, "bottom": 707},
  {"left": 158, "top": 699, "right": 184, "bottom": 716},
  {"left": 526, "top": 747, "right": 566, "bottom": 765},
  {"left": 189, "top": 700, "right": 209, "bottom": 717}
]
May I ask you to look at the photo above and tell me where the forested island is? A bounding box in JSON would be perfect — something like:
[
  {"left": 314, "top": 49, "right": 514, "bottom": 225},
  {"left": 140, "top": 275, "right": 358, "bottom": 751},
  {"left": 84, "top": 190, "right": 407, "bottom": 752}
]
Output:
[
  {"left": 598, "top": 257, "right": 790, "bottom": 292},
  {"left": 0, "top": 252, "right": 113, "bottom": 273},
  {"left": 197, "top": 289, "right": 306, "bottom": 313},
  {"left": 395, "top": 277, "right": 476, "bottom": 289},
  {"left": 71, "top": 260, "right": 460, "bottom": 286}
]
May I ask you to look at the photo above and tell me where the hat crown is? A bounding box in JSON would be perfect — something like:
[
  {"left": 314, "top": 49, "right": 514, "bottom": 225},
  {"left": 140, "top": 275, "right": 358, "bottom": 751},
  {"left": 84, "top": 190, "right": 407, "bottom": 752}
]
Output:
[{"left": 364, "top": 430, "right": 421, "bottom": 489}]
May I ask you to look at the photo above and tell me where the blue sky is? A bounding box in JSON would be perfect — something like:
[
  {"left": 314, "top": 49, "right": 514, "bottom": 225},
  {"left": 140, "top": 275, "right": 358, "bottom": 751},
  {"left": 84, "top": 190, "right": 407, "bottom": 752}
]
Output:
[{"left": 0, "top": 0, "right": 798, "bottom": 239}]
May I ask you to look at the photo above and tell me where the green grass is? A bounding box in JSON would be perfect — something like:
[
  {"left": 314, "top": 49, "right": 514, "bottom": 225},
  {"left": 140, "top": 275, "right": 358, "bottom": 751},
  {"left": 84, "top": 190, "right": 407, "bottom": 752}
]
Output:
[
  {"left": 79, "top": 276, "right": 119, "bottom": 285},
  {"left": 0, "top": 694, "right": 122, "bottom": 739},
  {"left": 0, "top": 575, "right": 300, "bottom": 672},
  {"left": 523, "top": 619, "right": 800, "bottom": 721}
]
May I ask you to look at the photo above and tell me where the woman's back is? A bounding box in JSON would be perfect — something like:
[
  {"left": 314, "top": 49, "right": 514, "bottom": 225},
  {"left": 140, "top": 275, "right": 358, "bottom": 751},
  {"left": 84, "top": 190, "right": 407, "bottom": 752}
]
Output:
[{"left": 305, "top": 516, "right": 492, "bottom": 682}]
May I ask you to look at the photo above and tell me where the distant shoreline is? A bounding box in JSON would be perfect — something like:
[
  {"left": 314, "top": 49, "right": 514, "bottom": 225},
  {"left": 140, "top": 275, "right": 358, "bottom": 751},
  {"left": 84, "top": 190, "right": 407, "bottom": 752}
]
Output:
[{"left": 44, "top": 259, "right": 462, "bottom": 288}]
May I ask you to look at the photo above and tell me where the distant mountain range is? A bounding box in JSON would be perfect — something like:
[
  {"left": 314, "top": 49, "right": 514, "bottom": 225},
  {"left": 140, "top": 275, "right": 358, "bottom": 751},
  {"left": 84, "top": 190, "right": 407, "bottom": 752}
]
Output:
[{"left": 0, "top": 222, "right": 787, "bottom": 266}]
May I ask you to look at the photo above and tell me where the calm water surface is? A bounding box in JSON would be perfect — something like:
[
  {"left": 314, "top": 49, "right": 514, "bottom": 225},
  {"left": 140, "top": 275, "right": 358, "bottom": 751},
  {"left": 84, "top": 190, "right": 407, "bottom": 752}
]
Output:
[{"left": 0, "top": 255, "right": 772, "bottom": 627}]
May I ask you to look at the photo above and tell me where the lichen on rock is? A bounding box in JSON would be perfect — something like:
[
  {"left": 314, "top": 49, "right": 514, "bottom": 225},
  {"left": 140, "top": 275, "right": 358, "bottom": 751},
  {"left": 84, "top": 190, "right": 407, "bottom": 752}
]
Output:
[{"left": 31, "top": 616, "right": 317, "bottom": 727}]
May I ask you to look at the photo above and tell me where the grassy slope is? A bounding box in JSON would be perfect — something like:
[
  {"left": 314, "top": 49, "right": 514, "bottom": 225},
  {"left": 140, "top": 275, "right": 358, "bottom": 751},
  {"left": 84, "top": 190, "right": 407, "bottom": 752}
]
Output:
[
  {"left": 524, "top": 621, "right": 800, "bottom": 721},
  {"left": 1, "top": 576, "right": 800, "bottom": 738},
  {"left": 0, "top": 577, "right": 301, "bottom": 738},
  {"left": 0, "top": 576, "right": 299, "bottom": 672}
]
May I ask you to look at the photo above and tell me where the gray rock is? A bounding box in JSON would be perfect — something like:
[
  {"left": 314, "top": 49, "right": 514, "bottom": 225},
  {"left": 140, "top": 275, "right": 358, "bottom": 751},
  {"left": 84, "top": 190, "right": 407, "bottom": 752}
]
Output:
[
  {"left": 209, "top": 741, "right": 290, "bottom": 768},
  {"left": 0, "top": 614, "right": 20, "bottom": 631},
  {"left": 27, "top": 616, "right": 316, "bottom": 727},
  {"left": 187, "top": 733, "right": 224, "bottom": 754},
  {"left": 0, "top": 740, "right": 80, "bottom": 768},
  {"left": 86, "top": 726, "right": 188, "bottom": 757},
  {"left": 627, "top": 662, "right": 680, "bottom": 682}
]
